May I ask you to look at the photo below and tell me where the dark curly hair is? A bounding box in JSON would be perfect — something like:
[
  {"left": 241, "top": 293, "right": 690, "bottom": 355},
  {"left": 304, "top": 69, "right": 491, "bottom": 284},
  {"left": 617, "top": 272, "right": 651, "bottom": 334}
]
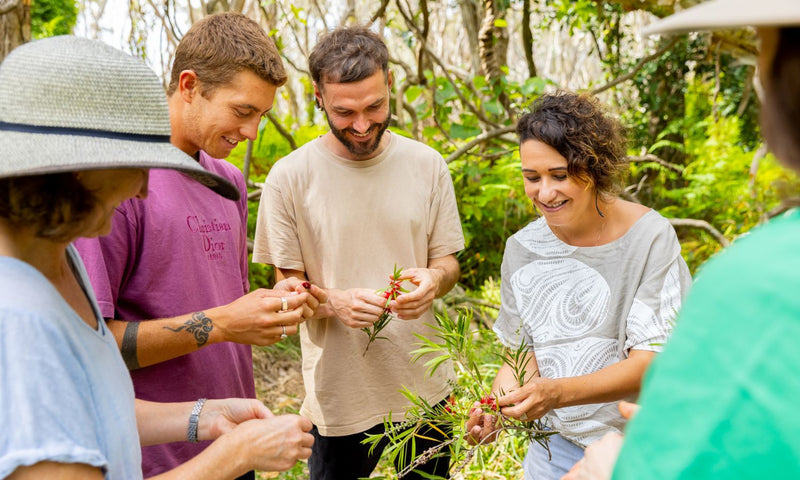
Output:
[
  {"left": 0, "top": 173, "right": 98, "bottom": 242},
  {"left": 516, "top": 91, "right": 628, "bottom": 198}
]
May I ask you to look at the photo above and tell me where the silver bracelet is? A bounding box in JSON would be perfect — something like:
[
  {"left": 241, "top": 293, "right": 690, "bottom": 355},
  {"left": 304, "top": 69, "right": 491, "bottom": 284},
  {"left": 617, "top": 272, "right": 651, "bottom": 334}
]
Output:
[{"left": 187, "top": 398, "right": 207, "bottom": 443}]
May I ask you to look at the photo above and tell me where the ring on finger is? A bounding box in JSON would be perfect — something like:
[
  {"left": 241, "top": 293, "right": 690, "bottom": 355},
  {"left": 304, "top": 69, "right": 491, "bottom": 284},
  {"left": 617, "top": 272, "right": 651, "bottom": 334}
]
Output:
[
  {"left": 280, "top": 325, "right": 288, "bottom": 339},
  {"left": 279, "top": 297, "right": 288, "bottom": 312}
]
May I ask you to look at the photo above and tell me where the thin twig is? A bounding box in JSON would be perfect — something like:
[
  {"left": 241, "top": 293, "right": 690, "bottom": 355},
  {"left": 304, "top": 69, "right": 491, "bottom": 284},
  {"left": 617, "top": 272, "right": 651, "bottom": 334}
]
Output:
[
  {"left": 444, "top": 126, "right": 517, "bottom": 164},
  {"left": 736, "top": 65, "right": 755, "bottom": 118},
  {"left": 247, "top": 188, "right": 262, "bottom": 201},
  {"left": 623, "top": 172, "right": 649, "bottom": 204},
  {"left": 369, "top": 0, "right": 390, "bottom": 25},
  {"left": 445, "top": 295, "right": 500, "bottom": 312},
  {"left": 310, "top": 0, "right": 329, "bottom": 31},
  {"left": 627, "top": 153, "right": 685, "bottom": 173},
  {"left": 590, "top": 37, "right": 679, "bottom": 95},
  {"left": 266, "top": 112, "right": 298, "bottom": 151}
]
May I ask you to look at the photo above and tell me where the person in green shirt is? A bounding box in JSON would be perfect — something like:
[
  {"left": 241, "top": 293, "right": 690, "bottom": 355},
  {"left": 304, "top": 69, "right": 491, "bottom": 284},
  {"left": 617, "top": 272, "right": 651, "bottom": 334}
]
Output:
[{"left": 563, "top": 0, "right": 800, "bottom": 479}]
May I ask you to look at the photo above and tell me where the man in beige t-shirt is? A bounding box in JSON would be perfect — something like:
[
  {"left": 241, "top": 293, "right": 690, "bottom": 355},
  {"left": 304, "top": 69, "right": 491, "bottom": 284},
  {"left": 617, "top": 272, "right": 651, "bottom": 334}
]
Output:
[{"left": 253, "top": 26, "right": 464, "bottom": 480}]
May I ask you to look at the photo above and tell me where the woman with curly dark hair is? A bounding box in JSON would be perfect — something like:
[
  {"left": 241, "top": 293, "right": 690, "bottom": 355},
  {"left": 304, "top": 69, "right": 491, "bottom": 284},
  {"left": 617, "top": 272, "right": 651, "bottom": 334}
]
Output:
[
  {"left": 564, "top": 2, "right": 800, "bottom": 480},
  {"left": 467, "top": 91, "right": 691, "bottom": 479}
]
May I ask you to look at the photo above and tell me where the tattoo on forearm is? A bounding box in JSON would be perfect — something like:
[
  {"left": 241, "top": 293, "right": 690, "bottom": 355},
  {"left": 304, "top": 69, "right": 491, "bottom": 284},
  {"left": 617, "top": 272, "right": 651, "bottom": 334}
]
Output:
[
  {"left": 121, "top": 322, "right": 140, "bottom": 370},
  {"left": 163, "top": 311, "right": 213, "bottom": 347}
]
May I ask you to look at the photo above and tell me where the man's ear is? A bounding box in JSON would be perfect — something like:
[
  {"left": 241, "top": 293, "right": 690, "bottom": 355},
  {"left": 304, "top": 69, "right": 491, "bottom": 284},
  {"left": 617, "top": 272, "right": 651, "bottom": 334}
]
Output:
[
  {"left": 313, "top": 82, "right": 323, "bottom": 109},
  {"left": 387, "top": 70, "right": 393, "bottom": 90},
  {"left": 178, "top": 70, "right": 200, "bottom": 103}
]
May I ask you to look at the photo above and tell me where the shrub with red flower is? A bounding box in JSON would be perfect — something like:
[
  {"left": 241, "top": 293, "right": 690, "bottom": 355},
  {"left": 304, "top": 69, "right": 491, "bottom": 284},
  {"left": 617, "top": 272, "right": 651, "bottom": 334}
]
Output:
[
  {"left": 362, "top": 264, "right": 408, "bottom": 355},
  {"left": 364, "top": 309, "right": 555, "bottom": 478}
]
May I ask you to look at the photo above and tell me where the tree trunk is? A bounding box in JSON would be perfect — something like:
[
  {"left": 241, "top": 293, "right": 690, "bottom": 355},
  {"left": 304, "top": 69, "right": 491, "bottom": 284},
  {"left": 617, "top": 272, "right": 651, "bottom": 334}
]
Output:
[
  {"left": 0, "top": 0, "right": 30, "bottom": 62},
  {"left": 478, "top": 0, "right": 509, "bottom": 109},
  {"left": 521, "top": 0, "right": 536, "bottom": 78},
  {"left": 458, "top": 0, "right": 481, "bottom": 75},
  {"left": 416, "top": 0, "right": 431, "bottom": 86}
]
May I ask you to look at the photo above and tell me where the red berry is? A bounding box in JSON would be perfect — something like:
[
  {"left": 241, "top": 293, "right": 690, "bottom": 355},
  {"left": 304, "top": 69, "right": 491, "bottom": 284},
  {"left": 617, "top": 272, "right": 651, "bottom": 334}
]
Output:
[
  {"left": 479, "top": 395, "right": 498, "bottom": 411},
  {"left": 302, "top": 282, "right": 311, "bottom": 289}
]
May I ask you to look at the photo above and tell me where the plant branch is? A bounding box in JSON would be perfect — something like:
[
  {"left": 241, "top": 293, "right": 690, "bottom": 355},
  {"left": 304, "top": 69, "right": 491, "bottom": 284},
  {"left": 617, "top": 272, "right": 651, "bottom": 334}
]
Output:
[
  {"left": 445, "top": 125, "right": 517, "bottom": 164},
  {"left": 736, "top": 65, "right": 755, "bottom": 118},
  {"left": 369, "top": 0, "right": 390, "bottom": 24},
  {"left": 590, "top": 37, "right": 679, "bottom": 95},
  {"left": 147, "top": 0, "right": 182, "bottom": 48},
  {"left": 247, "top": 188, "right": 262, "bottom": 201},
  {"left": 266, "top": 112, "right": 298, "bottom": 151},
  {"left": 767, "top": 197, "right": 800, "bottom": 219},
  {"left": 310, "top": 0, "right": 329, "bottom": 31},
  {"left": 446, "top": 295, "right": 500, "bottom": 311},
  {"left": 748, "top": 144, "right": 769, "bottom": 192},
  {"left": 627, "top": 154, "right": 685, "bottom": 173},
  {"left": 668, "top": 218, "right": 730, "bottom": 248},
  {"left": 623, "top": 173, "right": 649, "bottom": 204}
]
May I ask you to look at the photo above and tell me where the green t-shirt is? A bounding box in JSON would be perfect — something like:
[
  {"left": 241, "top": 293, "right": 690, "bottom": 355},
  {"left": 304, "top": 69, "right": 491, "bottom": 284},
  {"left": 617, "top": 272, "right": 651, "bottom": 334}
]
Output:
[{"left": 612, "top": 209, "right": 800, "bottom": 479}]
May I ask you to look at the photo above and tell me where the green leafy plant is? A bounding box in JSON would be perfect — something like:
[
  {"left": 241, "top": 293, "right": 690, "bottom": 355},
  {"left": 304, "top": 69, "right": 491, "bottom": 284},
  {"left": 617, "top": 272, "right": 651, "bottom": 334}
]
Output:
[
  {"left": 451, "top": 152, "right": 531, "bottom": 290},
  {"left": 31, "top": 0, "right": 78, "bottom": 39},
  {"left": 362, "top": 265, "right": 408, "bottom": 355},
  {"left": 364, "top": 309, "right": 554, "bottom": 478}
]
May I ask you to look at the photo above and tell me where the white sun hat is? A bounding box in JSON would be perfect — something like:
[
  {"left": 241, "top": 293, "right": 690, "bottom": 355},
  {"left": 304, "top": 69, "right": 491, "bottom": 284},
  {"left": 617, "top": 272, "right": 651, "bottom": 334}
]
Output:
[
  {"left": 642, "top": 0, "right": 800, "bottom": 35},
  {"left": 0, "top": 35, "right": 240, "bottom": 201}
]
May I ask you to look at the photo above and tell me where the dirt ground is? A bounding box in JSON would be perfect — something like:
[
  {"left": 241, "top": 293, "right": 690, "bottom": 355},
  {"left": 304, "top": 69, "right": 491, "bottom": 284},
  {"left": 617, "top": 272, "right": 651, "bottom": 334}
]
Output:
[
  {"left": 252, "top": 341, "right": 305, "bottom": 413},
  {"left": 251, "top": 342, "right": 310, "bottom": 479}
]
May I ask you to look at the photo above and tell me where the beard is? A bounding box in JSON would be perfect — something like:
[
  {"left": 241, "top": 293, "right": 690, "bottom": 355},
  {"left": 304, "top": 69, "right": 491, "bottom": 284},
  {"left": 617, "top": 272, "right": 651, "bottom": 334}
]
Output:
[{"left": 325, "top": 110, "right": 391, "bottom": 159}]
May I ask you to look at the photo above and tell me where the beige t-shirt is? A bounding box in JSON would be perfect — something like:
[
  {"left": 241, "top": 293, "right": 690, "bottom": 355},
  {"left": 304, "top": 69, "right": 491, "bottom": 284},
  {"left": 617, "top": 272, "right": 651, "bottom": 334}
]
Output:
[{"left": 253, "top": 132, "right": 465, "bottom": 436}]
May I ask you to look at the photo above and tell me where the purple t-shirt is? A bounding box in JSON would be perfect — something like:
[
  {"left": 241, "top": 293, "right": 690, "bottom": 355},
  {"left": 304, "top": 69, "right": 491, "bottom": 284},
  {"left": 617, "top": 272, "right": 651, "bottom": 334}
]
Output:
[{"left": 74, "top": 152, "right": 254, "bottom": 477}]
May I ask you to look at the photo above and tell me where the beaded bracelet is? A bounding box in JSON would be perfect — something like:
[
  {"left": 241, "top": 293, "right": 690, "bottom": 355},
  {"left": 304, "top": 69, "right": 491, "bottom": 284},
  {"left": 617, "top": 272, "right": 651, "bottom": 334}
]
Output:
[{"left": 187, "top": 398, "right": 207, "bottom": 443}]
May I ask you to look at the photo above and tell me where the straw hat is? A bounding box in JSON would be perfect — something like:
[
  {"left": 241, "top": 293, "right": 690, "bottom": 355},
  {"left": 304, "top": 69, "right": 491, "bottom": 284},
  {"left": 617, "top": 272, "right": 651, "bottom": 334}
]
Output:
[
  {"left": 0, "top": 36, "right": 240, "bottom": 201},
  {"left": 643, "top": 0, "right": 800, "bottom": 35}
]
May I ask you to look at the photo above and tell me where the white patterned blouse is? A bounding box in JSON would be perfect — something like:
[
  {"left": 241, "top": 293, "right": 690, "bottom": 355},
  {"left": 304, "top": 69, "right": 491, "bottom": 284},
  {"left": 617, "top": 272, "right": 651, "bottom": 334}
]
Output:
[{"left": 493, "top": 209, "right": 692, "bottom": 447}]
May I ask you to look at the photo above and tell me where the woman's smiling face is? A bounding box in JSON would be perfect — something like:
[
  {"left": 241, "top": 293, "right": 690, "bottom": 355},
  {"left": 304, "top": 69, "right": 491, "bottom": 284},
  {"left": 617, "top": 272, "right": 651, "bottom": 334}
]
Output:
[{"left": 520, "top": 139, "right": 594, "bottom": 228}]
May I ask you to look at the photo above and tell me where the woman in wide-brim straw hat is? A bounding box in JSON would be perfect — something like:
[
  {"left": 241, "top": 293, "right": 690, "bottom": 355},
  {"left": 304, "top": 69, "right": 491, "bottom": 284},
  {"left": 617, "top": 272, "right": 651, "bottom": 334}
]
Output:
[
  {"left": 562, "top": 1, "right": 800, "bottom": 479},
  {"left": 0, "top": 36, "right": 314, "bottom": 479}
]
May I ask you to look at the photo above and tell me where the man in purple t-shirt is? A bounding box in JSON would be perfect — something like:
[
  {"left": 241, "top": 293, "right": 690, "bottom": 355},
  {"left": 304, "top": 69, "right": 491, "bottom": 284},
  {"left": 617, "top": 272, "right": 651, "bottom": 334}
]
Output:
[{"left": 74, "top": 13, "right": 325, "bottom": 479}]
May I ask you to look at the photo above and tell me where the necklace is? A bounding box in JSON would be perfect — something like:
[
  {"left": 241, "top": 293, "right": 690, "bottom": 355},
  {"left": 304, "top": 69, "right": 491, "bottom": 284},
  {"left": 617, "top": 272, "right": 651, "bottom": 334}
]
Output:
[
  {"left": 550, "top": 217, "right": 607, "bottom": 247},
  {"left": 594, "top": 217, "right": 607, "bottom": 247}
]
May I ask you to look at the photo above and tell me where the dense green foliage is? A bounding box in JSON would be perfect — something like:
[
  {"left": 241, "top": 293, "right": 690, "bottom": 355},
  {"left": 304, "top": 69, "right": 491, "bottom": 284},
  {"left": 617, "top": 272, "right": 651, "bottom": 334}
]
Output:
[
  {"left": 31, "top": 0, "right": 77, "bottom": 38},
  {"left": 194, "top": 2, "right": 800, "bottom": 293},
  {"left": 240, "top": 73, "right": 799, "bottom": 290}
]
